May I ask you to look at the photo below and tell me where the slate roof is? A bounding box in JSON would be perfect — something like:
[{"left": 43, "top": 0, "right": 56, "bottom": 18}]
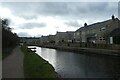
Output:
[{"left": 76, "top": 18, "right": 120, "bottom": 32}]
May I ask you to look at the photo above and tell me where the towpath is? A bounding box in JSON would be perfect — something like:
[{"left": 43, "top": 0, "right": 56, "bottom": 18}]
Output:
[{"left": 2, "top": 46, "right": 24, "bottom": 78}]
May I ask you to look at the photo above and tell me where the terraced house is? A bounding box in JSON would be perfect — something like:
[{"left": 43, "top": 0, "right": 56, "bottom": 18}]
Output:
[
  {"left": 74, "top": 15, "right": 120, "bottom": 44},
  {"left": 55, "top": 31, "right": 74, "bottom": 44}
]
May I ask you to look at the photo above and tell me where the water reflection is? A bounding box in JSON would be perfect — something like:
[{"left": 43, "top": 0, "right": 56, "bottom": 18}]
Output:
[{"left": 28, "top": 46, "right": 120, "bottom": 78}]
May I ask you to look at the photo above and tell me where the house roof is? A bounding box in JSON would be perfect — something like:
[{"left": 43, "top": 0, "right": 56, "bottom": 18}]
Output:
[
  {"left": 56, "top": 31, "right": 74, "bottom": 35},
  {"left": 76, "top": 18, "right": 120, "bottom": 32},
  {"left": 75, "top": 27, "right": 84, "bottom": 32}
]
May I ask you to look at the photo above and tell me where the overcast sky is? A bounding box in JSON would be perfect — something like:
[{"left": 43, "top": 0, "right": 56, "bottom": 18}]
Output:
[{"left": 0, "top": 2, "right": 119, "bottom": 37}]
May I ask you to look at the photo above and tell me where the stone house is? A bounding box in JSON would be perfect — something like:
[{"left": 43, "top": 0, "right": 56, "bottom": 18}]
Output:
[
  {"left": 48, "top": 35, "right": 55, "bottom": 43},
  {"left": 66, "top": 31, "right": 74, "bottom": 42},
  {"left": 40, "top": 36, "right": 49, "bottom": 45},
  {"left": 55, "top": 31, "right": 74, "bottom": 44},
  {"left": 74, "top": 27, "right": 84, "bottom": 43},
  {"left": 74, "top": 15, "right": 120, "bottom": 44},
  {"left": 40, "top": 35, "right": 56, "bottom": 45}
]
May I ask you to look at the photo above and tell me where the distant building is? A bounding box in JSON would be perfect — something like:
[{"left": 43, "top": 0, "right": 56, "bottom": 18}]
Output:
[
  {"left": 40, "top": 36, "right": 49, "bottom": 45},
  {"left": 74, "top": 15, "right": 120, "bottom": 44},
  {"left": 66, "top": 31, "right": 74, "bottom": 42},
  {"left": 48, "top": 35, "right": 55, "bottom": 43},
  {"left": 20, "top": 37, "right": 40, "bottom": 45},
  {"left": 55, "top": 31, "right": 74, "bottom": 44},
  {"left": 27, "top": 15, "right": 120, "bottom": 45}
]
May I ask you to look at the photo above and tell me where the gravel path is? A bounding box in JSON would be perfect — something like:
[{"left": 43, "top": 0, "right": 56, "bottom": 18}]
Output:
[{"left": 2, "top": 46, "right": 24, "bottom": 78}]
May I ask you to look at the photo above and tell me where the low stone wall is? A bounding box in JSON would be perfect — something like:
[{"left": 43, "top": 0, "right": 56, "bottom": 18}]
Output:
[{"left": 45, "top": 43, "right": 120, "bottom": 50}]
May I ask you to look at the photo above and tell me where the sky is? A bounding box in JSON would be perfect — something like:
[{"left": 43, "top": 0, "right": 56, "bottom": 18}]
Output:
[{"left": 0, "top": 2, "right": 119, "bottom": 37}]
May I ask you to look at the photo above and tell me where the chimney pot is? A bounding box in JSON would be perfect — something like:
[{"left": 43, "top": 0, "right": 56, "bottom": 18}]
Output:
[
  {"left": 112, "top": 15, "right": 115, "bottom": 20},
  {"left": 84, "top": 23, "right": 87, "bottom": 27}
]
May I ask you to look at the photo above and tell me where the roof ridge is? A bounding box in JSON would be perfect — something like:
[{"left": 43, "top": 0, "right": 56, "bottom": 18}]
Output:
[{"left": 76, "top": 18, "right": 120, "bottom": 32}]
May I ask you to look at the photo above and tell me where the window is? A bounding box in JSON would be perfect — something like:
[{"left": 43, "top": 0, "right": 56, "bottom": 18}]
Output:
[
  {"left": 99, "top": 37, "right": 102, "bottom": 40},
  {"left": 95, "top": 34, "right": 97, "bottom": 37},
  {"left": 103, "top": 37, "right": 105, "bottom": 40},
  {"left": 99, "top": 37, "right": 105, "bottom": 40},
  {"left": 102, "top": 27, "right": 106, "bottom": 30},
  {"left": 100, "top": 27, "right": 106, "bottom": 31}
]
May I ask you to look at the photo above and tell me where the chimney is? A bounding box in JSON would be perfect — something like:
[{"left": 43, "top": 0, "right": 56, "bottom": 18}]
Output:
[
  {"left": 84, "top": 23, "right": 87, "bottom": 27},
  {"left": 112, "top": 15, "right": 115, "bottom": 20}
]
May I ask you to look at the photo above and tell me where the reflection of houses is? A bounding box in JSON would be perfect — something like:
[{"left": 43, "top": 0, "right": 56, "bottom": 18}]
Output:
[
  {"left": 20, "top": 37, "right": 40, "bottom": 45},
  {"left": 55, "top": 31, "right": 74, "bottom": 44},
  {"left": 74, "top": 15, "right": 120, "bottom": 44}
]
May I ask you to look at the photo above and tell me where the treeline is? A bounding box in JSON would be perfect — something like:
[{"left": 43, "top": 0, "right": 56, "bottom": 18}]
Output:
[{"left": 1, "top": 18, "right": 19, "bottom": 48}]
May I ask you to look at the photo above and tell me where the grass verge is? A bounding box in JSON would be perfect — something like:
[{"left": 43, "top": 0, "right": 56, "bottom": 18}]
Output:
[{"left": 21, "top": 46, "right": 60, "bottom": 79}]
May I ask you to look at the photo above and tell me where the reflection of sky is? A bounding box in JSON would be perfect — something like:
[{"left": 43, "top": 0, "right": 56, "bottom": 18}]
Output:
[
  {"left": 35, "top": 47, "right": 86, "bottom": 77},
  {"left": 36, "top": 47, "right": 58, "bottom": 70}
]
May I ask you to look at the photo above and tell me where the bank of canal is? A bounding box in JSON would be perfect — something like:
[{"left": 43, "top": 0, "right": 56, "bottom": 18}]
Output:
[
  {"left": 29, "top": 46, "right": 120, "bottom": 78},
  {"left": 21, "top": 46, "right": 60, "bottom": 79},
  {"left": 39, "top": 45, "right": 120, "bottom": 56}
]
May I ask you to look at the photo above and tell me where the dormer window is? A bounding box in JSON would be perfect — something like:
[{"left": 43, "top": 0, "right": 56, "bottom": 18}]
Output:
[{"left": 100, "top": 27, "right": 106, "bottom": 31}]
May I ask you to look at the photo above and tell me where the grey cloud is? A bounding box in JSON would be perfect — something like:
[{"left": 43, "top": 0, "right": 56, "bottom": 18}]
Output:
[
  {"left": 1, "top": 2, "right": 118, "bottom": 29},
  {"left": 1, "top": 2, "right": 39, "bottom": 19},
  {"left": 17, "top": 32, "right": 31, "bottom": 37},
  {"left": 36, "top": 2, "right": 69, "bottom": 15},
  {"left": 1, "top": 2, "right": 118, "bottom": 37},
  {"left": 19, "top": 22, "right": 46, "bottom": 29},
  {"left": 19, "top": 15, "right": 38, "bottom": 20},
  {"left": 2, "top": 2, "right": 117, "bottom": 19},
  {"left": 65, "top": 20, "right": 81, "bottom": 27},
  {"left": 88, "top": 2, "right": 108, "bottom": 11}
]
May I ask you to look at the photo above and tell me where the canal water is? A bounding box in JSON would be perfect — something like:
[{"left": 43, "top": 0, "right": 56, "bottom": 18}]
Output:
[{"left": 28, "top": 46, "right": 120, "bottom": 78}]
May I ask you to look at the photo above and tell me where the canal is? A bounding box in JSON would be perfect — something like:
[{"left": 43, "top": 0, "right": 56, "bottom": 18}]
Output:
[{"left": 28, "top": 46, "right": 120, "bottom": 78}]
